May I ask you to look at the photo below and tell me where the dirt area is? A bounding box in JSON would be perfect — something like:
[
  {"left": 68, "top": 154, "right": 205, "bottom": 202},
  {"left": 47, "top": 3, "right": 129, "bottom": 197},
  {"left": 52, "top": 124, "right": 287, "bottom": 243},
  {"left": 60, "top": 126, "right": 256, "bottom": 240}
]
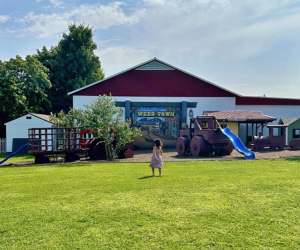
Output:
[
  {"left": 117, "top": 147, "right": 300, "bottom": 162},
  {"left": 2, "top": 148, "right": 300, "bottom": 167}
]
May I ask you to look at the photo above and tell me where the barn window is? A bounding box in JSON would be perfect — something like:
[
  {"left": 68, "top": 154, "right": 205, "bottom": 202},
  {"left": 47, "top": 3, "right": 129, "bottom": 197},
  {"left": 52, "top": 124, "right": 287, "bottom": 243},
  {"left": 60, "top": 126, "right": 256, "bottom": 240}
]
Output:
[{"left": 26, "top": 116, "right": 32, "bottom": 119}]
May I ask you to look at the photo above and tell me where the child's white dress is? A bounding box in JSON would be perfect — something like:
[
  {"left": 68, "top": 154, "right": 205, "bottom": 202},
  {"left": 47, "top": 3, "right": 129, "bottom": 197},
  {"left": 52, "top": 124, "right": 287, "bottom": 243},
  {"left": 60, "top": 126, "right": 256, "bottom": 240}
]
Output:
[{"left": 149, "top": 148, "right": 163, "bottom": 168}]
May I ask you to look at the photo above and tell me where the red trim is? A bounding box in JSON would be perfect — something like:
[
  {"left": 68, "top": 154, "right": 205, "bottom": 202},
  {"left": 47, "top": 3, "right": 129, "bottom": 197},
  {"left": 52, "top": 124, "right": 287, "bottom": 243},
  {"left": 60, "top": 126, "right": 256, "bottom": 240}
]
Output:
[
  {"left": 236, "top": 96, "right": 300, "bottom": 106},
  {"left": 72, "top": 69, "right": 237, "bottom": 97}
]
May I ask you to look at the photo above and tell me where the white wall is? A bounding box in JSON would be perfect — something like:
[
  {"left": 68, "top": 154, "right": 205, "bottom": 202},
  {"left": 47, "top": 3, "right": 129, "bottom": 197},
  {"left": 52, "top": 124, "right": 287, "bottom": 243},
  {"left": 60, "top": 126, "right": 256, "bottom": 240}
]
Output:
[
  {"left": 73, "top": 96, "right": 236, "bottom": 120},
  {"left": 5, "top": 114, "right": 53, "bottom": 153},
  {"left": 236, "top": 105, "right": 300, "bottom": 123},
  {"left": 73, "top": 96, "right": 300, "bottom": 146}
]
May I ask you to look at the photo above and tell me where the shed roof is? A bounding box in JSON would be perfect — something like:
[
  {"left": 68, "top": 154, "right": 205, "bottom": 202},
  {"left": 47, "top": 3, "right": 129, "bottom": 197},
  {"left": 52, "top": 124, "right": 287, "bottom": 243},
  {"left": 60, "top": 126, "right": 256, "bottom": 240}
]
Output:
[
  {"left": 5, "top": 113, "right": 52, "bottom": 125},
  {"left": 202, "top": 110, "right": 276, "bottom": 122},
  {"left": 30, "top": 113, "right": 52, "bottom": 123},
  {"left": 278, "top": 117, "right": 300, "bottom": 126}
]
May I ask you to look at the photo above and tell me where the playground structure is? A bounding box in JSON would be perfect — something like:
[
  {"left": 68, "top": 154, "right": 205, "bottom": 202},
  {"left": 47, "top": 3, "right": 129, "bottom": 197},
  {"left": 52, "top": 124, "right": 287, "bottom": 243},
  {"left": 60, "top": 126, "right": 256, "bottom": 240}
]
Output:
[
  {"left": 251, "top": 125, "right": 287, "bottom": 150},
  {"left": 290, "top": 138, "right": 300, "bottom": 149},
  {"left": 177, "top": 116, "right": 231, "bottom": 156},
  {"left": 252, "top": 124, "right": 300, "bottom": 150},
  {"left": 176, "top": 116, "right": 255, "bottom": 159},
  {"left": 177, "top": 116, "right": 233, "bottom": 156},
  {"left": 28, "top": 127, "right": 134, "bottom": 164},
  {"left": 0, "top": 143, "right": 30, "bottom": 165},
  {"left": 28, "top": 127, "right": 82, "bottom": 164}
]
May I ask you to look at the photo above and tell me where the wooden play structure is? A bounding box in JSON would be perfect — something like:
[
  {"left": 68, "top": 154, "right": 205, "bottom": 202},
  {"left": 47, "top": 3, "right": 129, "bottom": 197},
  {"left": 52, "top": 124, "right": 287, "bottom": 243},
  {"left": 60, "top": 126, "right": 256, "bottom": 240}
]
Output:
[
  {"left": 290, "top": 139, "right": 300, "bottom": 149},
  {"left": 28, "top": 127, "right": 82, "bottom": 164},
  {"left": 176, "top": 116, "right": 233, "bottom": 156},
  {"left": 278, "top": 117, "right": 300, "bottom": 150},
  {"left": 251, "top": 125, "right": 287, "bottom": 150},
  {"left": 28, "top": 127, "right": 134, "bottom": 164}
]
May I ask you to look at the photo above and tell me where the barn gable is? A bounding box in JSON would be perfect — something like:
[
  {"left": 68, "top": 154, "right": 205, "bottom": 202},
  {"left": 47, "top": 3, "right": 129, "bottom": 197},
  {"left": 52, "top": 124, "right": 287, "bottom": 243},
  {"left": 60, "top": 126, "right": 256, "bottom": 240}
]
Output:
[
  {"left": 136, "top": 61, "right": 174, "bottom": 70},
  {"left": 68, "top": 58, "right": 239, "bottom": 98}
]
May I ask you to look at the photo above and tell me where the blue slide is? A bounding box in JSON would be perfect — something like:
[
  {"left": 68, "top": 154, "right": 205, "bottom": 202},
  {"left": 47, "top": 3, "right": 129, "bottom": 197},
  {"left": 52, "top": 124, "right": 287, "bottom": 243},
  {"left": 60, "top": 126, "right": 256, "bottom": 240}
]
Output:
[
  {"left": 0, "top": 143, "right": 30, "bottom": 165},
  {"left": 220, "top": 127, "right": 255, "bottom": 160}
]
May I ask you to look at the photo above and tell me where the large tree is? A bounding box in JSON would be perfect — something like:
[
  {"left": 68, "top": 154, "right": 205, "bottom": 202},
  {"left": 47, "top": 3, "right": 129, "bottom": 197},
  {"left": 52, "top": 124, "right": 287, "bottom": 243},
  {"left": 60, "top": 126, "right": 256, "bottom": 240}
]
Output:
[
  {"left": 38, "top": 23, "right": 105, "bottom": 113},
  {"left": 0, "top": 55, "right": 51, "bottom": 137}
]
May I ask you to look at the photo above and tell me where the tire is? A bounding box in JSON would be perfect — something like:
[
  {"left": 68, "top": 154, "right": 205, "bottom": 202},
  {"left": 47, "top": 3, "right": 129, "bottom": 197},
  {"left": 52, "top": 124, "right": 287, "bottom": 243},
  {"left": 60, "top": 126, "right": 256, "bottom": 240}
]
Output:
[
  {"left": 35, "top": 155, "right": 50, "bottom": 164},
  {"left": 88, "top": 138, "right": 103, "bottom": 160},
  {"left": 190, "top": 136, "right": 210, "bottom": 156},
  {"left": 176, "top": 137, "right": 189, "bottom": 155},
  {"left": 93, "top": 141, "right": 107, "bottom": 160},
  {"left": 65, "top": 153, "right": 80, "bottom": 162},
  {"left": 277, "top": 145, "right": 284, "bottom": 150},
  {"left": 221, "top": 142, "right": 234, "bottom": 155}
]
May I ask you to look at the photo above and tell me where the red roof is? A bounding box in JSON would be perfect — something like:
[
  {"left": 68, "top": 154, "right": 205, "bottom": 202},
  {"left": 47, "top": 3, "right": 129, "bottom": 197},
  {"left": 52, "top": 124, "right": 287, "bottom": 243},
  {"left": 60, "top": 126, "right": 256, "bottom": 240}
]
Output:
[
  {"left": 68, "top": 58, "right": 300, "bottom": 106},
  {"left": 69, "top": 58, "right": 238, "bottom": 98},
  {"left": 236, "top": 96, "right": 300, "bottom": 106}
]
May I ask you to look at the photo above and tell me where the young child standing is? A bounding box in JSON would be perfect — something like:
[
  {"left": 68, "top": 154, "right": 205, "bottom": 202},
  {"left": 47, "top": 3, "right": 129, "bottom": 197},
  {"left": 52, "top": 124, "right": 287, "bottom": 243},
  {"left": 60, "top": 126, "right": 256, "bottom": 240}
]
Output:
[{"left": 149, "top": 138, "right": 163, "bottom": 176}]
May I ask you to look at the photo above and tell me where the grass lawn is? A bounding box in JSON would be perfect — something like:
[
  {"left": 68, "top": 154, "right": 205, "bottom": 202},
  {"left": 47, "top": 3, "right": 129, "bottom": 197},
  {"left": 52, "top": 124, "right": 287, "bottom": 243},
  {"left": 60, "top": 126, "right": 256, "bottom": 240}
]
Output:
[
  {"left": 1, "top": 159, "right": 300, "bottom": 249},
  {"left": 0, "top": 154, "right": 35, "bottom": 164}
]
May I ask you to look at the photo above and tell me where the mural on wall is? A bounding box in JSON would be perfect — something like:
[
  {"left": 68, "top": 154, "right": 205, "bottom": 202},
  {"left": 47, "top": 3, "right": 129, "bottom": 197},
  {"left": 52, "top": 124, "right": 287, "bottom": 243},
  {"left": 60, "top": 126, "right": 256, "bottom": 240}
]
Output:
[{"left": 130, "top": 107, "right": 182, "bottom": 148}]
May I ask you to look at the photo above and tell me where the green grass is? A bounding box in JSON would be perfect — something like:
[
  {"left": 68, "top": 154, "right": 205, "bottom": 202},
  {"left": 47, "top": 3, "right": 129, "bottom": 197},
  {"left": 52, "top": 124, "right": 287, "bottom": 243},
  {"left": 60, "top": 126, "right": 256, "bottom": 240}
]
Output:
[
  {"left": 0, "top": 154, "right": 35, "bottom": 164},
  {"left": 1, "top": 159, "right": 300, "bottom": 249}
]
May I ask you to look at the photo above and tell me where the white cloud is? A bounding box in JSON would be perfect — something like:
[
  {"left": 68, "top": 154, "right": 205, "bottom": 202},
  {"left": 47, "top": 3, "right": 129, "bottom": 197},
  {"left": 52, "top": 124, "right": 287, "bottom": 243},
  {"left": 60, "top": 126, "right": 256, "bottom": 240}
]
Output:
[
  {"left": 50, "top": 0, "right": 63, "bottom": 7},
  {"left": 13, "top": 12, "right": 69, "bottom": 38},
  {"left": 127, "top": 0, "right": 300, "bottom": 60},
  {"left": 97, "top": 39, "right": 122, "bottom": 45},
  {"left": 70, "top": 3, "right": 144, "bottom": 30},
  {"left": 142, "top": 0, "right": 166, "bottom": 5},
  {"left": 0, "top": 15, "right": 10, "bottom": 23},
  {"left": 10, "top": 2, "right": 144, "bottom": 38},
  {"left": 96, "top": 46, "right": 151, "bottom": 76}
]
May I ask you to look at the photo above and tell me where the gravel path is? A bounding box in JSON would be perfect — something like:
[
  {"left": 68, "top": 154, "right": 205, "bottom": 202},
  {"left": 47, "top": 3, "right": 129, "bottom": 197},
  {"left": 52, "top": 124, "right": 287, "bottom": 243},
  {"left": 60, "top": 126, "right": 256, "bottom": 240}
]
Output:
[
  {"left": 1, "top": 148, "right": 300, "bottom": 167},
  {"left": 117, "top": 148, "right": 300, "bottom": 162}
]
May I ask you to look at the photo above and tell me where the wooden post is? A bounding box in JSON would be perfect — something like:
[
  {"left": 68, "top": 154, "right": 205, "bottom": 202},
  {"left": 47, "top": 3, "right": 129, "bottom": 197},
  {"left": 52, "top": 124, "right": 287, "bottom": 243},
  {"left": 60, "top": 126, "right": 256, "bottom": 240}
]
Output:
[
  {"left": 255, "top": 123, "right": 258, "bottom": 136},
  {"left": 252, "top": 123, "right": 254, "bottom": 143},
  {"left": 246, "top": 123, "right": 248, "bottom": 145}
]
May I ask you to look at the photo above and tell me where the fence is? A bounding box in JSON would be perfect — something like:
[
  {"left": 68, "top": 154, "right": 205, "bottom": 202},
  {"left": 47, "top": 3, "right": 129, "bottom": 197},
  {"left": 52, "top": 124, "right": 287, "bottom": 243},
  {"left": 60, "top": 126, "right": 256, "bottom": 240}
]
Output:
[{"left": 0, "top": 138, "right": 6, "bottom": 154}]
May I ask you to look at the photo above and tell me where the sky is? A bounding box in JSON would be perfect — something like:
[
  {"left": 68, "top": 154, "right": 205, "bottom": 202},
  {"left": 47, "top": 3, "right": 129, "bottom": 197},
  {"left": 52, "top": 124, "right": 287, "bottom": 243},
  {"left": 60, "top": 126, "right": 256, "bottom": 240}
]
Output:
[{"left": 0, "top": 0, "right": 300, "bottom": 98}]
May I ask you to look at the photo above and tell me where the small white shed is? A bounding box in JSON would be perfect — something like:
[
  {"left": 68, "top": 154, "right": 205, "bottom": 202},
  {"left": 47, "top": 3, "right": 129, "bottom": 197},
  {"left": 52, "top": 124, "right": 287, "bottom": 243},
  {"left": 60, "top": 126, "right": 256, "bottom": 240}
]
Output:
[{"left": 5, "top": 113, "right": 53, "bottom": 153}]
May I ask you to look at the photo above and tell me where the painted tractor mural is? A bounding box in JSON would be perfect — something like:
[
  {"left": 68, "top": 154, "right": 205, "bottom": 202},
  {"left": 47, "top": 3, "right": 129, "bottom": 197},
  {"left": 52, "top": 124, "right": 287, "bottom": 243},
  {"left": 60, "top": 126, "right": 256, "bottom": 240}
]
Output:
[{"left": 176, "top": 116, "right": 233, "bottom": 156}]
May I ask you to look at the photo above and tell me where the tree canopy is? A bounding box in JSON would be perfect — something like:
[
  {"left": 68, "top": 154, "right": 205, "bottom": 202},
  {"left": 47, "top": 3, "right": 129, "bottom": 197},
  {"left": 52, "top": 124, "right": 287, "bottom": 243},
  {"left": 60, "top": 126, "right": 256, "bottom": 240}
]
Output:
[
  {"left": 0, "top": 23, "right": 105, "bottom": 138},
  {"left": 37, "top": 23, "right": 105, "bottom": 113},
  {"left": 0, "top": 55, "right": 51, "bottom": 137}
]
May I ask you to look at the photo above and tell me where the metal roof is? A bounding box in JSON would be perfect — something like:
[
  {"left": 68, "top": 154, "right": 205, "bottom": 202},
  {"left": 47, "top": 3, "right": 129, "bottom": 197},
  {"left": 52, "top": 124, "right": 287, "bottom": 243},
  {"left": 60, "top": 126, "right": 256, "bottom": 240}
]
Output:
[
  {"left": 68, "top": 57, "right": 240, "bottom": 97},
  {"left": 30, "top": 113, "right": 52, "bottom": 123},
  {"left": 202, "top": 110, "right": 277, "bottom": 122},
  {"left": 4, "top": 113, "right": 52, "bottom": 125},
  {"left": 279, "top": 117, "right": 300, "bottom": 126}
]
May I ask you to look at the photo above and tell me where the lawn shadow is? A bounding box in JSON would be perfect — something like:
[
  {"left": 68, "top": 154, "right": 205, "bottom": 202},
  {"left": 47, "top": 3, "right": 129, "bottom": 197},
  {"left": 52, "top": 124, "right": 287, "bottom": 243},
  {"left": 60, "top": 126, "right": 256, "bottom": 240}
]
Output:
[
  {"left": 284, "top": 156, "right": 300, "bottom": 162},
  {"left": 170, "top": 154, "right": 244, "bottom": 161},
  {"left": 138, "top": 175, "right": 156, "bottom": 179},
  {"left": 251, "top": 149, "right": 286, "bottom": 154},
  {"left": 52, "top": 162, "right": 93, "bottom": 168}
]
